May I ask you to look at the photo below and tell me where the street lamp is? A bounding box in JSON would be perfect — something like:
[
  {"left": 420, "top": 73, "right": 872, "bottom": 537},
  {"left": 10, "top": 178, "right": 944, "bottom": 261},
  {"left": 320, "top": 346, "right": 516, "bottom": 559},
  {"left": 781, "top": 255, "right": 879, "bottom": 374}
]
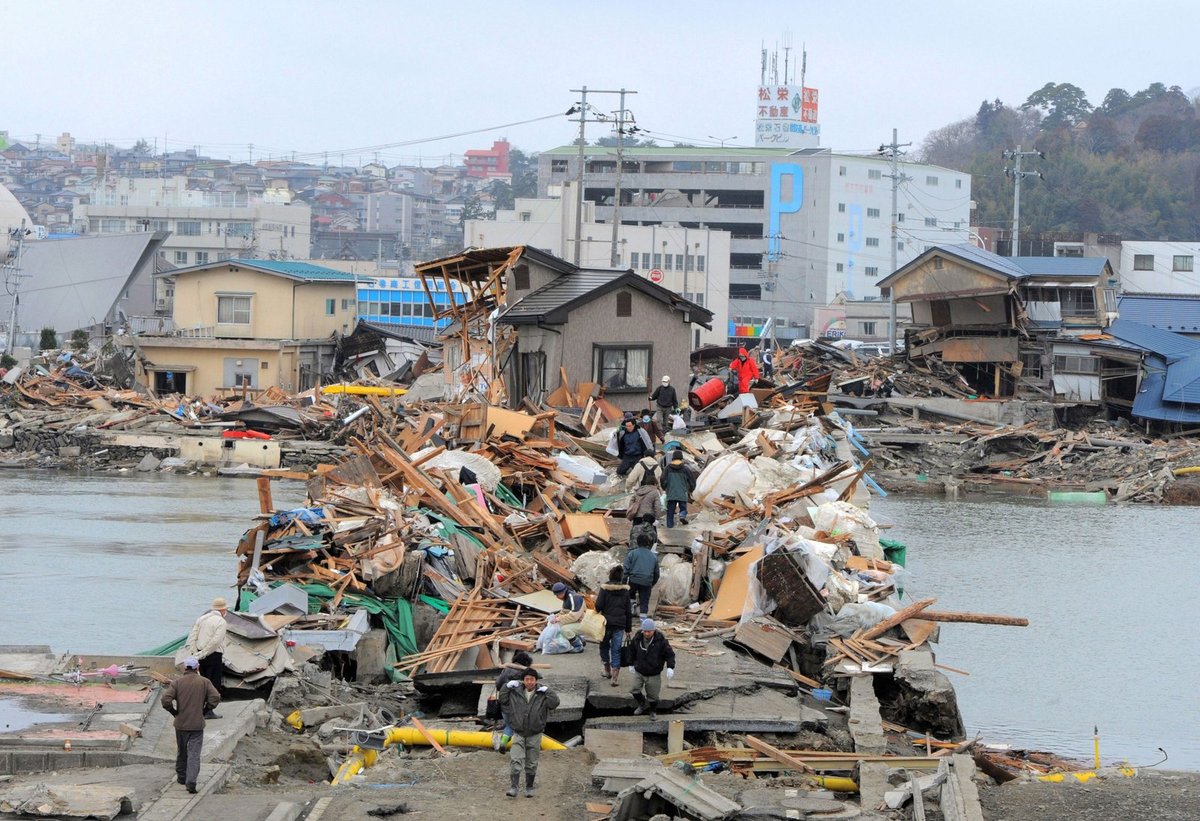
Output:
[{"left": 708, "top": 136, "right": 738, "bottom": 148}]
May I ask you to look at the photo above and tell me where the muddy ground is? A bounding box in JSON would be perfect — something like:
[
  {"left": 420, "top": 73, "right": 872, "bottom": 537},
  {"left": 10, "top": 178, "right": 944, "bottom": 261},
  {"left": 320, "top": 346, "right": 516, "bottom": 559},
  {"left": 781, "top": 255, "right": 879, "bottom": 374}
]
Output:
[{"left": 979, "top": 769, "right": 1200, "bottom": 821}]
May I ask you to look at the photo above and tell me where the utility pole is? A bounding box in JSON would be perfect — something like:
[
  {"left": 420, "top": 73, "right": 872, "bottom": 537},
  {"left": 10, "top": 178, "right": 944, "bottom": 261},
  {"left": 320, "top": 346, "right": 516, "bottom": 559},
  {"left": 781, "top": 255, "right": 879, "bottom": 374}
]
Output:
[
  {"left": 1003, "top": 146, "right": 1044, "bottom": 257},
  {"left": 4, "top": 222, "right": 28, "bottom": 357},
  {"left": 568, "top": 87, "right": 627, "bottom": 265},
  {"left": 609, "top": 88, "right": 638, "bottom": 268},
  {"left": 881, "top": 129, "right": 911, "bottom": 354}
]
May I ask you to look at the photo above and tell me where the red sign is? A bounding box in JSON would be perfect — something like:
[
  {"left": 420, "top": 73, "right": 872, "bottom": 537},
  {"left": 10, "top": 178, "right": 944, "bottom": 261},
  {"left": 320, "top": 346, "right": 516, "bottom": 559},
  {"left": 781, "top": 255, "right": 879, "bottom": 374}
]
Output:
[{"left": 649, "top": 268, "right": 664, "bottom": 283}]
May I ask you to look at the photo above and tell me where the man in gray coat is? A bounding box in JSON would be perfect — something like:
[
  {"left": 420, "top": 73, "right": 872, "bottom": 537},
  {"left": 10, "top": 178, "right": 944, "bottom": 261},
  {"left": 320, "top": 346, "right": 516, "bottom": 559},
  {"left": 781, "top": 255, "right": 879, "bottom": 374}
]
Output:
[
  {"left": 161, "top": 657, "right": 221, "bottom": 793},
  {"left": 497, "top": 667, "right": 560, "bottom": 798}
]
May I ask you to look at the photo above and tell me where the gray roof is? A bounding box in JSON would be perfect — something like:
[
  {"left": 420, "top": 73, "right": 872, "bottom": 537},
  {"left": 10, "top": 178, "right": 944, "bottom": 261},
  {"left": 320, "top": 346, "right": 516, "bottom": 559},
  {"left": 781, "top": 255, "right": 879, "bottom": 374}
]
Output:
[
  {"left": 499, "top": 268, "right": 713, "bottom": 328},
  {"left": 880, "top": 243, "right": 1110, "bottom": 289},
  {"left": 3, "top": 231, "right": 167, "bottom": 332}
]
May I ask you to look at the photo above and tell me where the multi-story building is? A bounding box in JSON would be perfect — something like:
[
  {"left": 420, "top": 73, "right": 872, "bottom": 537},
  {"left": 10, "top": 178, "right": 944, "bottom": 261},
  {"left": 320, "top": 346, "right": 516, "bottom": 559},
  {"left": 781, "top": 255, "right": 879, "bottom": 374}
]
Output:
[
  {"left": 73, "top": 176, "right": 311, "bottom": 268},
  {"left": 538, "top": 146, "right": 971, "bottom": 343},
  {"left": 466, "top": 192, "right": 731, "bottom": 348},
  {"left": 1118, "top": 240, "right": 1200, "bottom": 295},
  {"left": 464, "top": 140, "right": 512, "bottom": 180}
]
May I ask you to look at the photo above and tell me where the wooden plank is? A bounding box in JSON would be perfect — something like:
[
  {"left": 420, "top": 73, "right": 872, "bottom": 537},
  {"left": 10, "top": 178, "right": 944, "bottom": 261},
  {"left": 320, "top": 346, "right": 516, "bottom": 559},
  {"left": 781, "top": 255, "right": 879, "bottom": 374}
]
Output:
[
  {"left": 917, "top": 610, "right": 1029, "bottom": 627},
  {"left": 709, "top": 545, "right": 764, "bottom": 621},
  {"left": 409, "top": 716, "right": 449, "bottom": 757},
  {"left": 667, "top": 720, "right": 685, "bottom": 755},
  {"left": 256, "top": 476, "right": 274, "bottom": 514},
  {"left": 856, "top": 598, "right": 936, "bottom": 641},
  {"left": 743, "top": 735, "right": 815, "bottom": 774},
  {"left": 900, "top": 618, "right": 938, "bottom": 647}
]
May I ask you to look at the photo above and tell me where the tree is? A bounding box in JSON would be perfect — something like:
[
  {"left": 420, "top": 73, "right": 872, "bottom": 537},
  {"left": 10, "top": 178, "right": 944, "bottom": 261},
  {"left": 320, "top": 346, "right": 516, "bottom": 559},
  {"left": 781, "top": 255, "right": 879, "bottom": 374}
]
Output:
[
  {"left": 131, "top": 139, "right": 153, "bottom": 156},
  {"left": 488, "top": 179, "right": 514, "bottom": 212},
  {"left": 1100, "top": 88, "right": 1132, "bottom": 115},
  {"left": 1023, "top": 82, "right": 1093, "bottom": 130},
  {"left": 462, "top": 193, "right": 488, "bottom": 221},
  {"left": 508, "top": 148, "right": 538, "bottom": 200},
  {"left": 39, "top": 328, "right": 57, "bottom": 351},
  {"left": 70, "top": 329, "right": 89, "bottom": 352}
]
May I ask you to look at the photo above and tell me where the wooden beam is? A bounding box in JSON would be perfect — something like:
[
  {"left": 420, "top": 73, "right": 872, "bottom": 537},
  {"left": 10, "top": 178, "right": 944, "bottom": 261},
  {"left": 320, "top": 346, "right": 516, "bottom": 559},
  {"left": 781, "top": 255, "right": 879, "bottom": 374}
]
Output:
[
  {"left": 857, "top": 598, "right": 936, "bottom": 641},
  {"left": 917, "top": 610, "right": 1029, "bottom": 627},
  {"left": 743, "top": 735, "right": 815, "bottom": 774}
]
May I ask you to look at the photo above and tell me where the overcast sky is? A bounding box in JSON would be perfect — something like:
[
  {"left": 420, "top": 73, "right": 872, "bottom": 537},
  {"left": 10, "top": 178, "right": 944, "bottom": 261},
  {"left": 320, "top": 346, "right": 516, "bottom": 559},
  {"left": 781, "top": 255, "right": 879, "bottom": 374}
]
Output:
[{"left": 3, "top": 1, "right": 1197, "bottom": 166}]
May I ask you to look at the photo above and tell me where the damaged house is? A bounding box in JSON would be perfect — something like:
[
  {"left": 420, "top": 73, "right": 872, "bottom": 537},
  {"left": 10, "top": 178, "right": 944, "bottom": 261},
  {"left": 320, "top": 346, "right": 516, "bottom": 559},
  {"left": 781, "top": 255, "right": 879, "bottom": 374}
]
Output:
[
  {"left": 879, "top": 244, "right": 1116, "bottom": 402},
  {"left": 414, "top": 246, "right": 712, "bottom": 413}
]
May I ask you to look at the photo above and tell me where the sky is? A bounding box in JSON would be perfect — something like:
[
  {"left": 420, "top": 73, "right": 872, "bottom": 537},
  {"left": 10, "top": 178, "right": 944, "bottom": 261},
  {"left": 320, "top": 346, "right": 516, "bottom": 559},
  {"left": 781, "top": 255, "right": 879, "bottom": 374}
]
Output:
[{"left": 3, "top": 1, "right": 1199, "bottom": 166}]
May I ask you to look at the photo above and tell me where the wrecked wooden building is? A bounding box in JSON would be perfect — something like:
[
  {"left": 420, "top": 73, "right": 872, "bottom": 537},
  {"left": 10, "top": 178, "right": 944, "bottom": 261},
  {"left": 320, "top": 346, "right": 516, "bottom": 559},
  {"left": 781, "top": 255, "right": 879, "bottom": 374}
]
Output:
[{"left": 879, "top": 244, "right": 1116, "bottom": 401}]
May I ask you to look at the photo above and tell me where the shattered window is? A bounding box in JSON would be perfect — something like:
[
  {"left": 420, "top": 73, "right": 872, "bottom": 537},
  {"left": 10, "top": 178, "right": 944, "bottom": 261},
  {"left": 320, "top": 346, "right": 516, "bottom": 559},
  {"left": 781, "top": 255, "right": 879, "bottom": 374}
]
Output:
[{"left": 594, "top": 345, "right": 650, "bottom": 392}]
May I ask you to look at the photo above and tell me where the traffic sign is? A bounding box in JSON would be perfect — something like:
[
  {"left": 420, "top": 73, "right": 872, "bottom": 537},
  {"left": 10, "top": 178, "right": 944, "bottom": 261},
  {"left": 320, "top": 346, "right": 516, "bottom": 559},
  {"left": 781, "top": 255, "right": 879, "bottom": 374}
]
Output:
[{"left": 649, "top": 268, "right": 664, "bottom": 283}]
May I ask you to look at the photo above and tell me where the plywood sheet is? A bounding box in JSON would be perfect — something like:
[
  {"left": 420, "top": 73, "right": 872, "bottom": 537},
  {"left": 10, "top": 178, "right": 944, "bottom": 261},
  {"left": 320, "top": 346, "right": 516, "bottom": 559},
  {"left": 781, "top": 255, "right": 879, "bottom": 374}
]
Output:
[
  {"left": 486, "top": 406, "right": 536, "bottom": 439},
  {"left": 709, "top": 545, "right": 764, "bottom": 621},
  {"left": 562, "top": 513, "right": 611, "bottom": 541}
]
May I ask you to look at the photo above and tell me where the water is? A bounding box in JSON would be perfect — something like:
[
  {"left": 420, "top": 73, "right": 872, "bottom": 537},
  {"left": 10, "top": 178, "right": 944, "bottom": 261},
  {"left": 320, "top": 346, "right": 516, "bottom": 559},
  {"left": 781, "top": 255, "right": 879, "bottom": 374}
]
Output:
[
  {"left": 873, "top": 496, "right": 1199, "bottom": 771},
  {"left": 0, "top": 471, "right": 1194, "bottom": 768},
  {"left": 0, "top": 470, "right": 303, "bottom": 654}
]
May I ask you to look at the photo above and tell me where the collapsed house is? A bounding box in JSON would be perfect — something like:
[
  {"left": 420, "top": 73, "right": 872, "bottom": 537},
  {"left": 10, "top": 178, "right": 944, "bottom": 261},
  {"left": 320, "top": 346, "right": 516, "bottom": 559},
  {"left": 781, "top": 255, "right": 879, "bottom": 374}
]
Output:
[
  {"left": 879, "top": 243, "right": 1115, "bottom": 401},
  {"left": 413, "top": 246, "right": 713, "bottom": 413}
]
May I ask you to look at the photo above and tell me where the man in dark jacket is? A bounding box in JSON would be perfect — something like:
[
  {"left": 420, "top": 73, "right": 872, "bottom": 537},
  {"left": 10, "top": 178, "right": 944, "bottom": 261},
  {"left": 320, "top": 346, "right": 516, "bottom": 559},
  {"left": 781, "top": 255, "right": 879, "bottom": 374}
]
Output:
[
  {"left": 610, "top": 418, "right": 654, "bottom": 476},
  {"left": 498, "top": 668, "right": 560, "bottom": 798},
  {"left": 622, "top": 533, "right": 660, "bottom": 618},
  {"left": 491, "top": 650, "right": 534, "bottom": 749},
  {"left": 594, "top": 566, "right": 632, "bottom": 685},
  {"left": 663, "top": 451, "right": 697, "bottom": 527},
  {"left": 648, "top": 375, "right": 679, "bottom": 430},
  {"left": 628, "top": 619, "right": 675, "bottom": 721},
  {"left": 161, "top": 657, "right": 221, "bottom": 793}
]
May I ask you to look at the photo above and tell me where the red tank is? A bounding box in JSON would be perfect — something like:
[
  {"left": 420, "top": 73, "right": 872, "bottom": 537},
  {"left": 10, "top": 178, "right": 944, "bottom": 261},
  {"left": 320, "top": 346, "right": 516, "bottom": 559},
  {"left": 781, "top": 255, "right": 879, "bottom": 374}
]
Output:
[{"left": 689, "top": 376, "right": 726, "bottom": 410}]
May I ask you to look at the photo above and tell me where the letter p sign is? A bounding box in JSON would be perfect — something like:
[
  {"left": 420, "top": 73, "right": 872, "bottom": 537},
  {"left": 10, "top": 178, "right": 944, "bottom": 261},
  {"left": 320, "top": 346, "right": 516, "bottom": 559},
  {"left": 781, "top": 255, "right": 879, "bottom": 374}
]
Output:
[{"left": 768, "top": 163, "right": 803, "bottom": 261}]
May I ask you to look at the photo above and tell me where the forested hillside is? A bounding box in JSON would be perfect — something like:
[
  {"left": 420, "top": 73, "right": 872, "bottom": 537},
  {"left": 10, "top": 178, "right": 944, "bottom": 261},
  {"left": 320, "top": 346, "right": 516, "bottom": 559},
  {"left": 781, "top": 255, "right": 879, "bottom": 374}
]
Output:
[{"left": 918, "top": 82, "right": 1200, "bottom": 239}]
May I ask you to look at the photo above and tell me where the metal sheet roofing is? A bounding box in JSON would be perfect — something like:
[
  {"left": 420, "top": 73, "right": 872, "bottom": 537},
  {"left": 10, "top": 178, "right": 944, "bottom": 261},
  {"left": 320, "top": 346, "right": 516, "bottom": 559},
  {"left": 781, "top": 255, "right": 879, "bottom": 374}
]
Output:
[
  {"left": 1133, "top": 354, "right": 1200, "bottom": 422},
  {"left": 882, "top": 243, "right": 1110, "bottom": 289},
  {"left": 499, "top": 268, "right": 713, "bottom": 328},
  {"left": 1106, "top": 318, "right": 1200, "bottom": 359},
  {"left": 1118, "top": 294, "right": 1200, "bottom": 334},
  {"left": 1011, "top": 256, "right": 1110, "bottom": 277},
  {"left": 226, "top": 259, "right": 361, "bottom": 282},
  {"left": 1162, "top": 351, "right": 1200, "bottom": 404}
]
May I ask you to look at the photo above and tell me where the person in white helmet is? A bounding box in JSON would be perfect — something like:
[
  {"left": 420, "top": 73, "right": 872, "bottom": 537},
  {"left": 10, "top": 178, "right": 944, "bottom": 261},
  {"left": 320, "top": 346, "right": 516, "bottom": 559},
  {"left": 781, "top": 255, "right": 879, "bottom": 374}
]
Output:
[{"left": 647, "top": 375, "right": 678, "bottom": 431}]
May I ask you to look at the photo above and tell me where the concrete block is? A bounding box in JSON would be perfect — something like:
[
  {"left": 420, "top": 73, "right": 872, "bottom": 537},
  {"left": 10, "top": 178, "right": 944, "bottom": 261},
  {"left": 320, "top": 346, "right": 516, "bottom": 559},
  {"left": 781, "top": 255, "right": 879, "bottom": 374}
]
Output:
[
  {"left": 136, "top": 453, "right": 161, "bottom": 472},
  {"left": 11, "top": 751, "right": 48, "bottom": 773},
  {"left": 0, "top": 752, "right": 11, "bottom": 775},
  {"left": 57, "top": 445, "right": 81, "bottom": 458},
  {"left": 49, "top": 752, "right": 84, "bottom": 770},
  {"left": 848, "top": 675, "right": 886, "bottom": 755},
  {"left": 857, "top": 761, "right": 893, "bottom": 812},
  {"left": 352, "top": 629, "right": 388, "bottom": 684},
  {"left": 84, "top": 751, "right": 123, "bottom": 768},
  {"left": 584, "top": 729, "right": 643, "bottom": 760}
]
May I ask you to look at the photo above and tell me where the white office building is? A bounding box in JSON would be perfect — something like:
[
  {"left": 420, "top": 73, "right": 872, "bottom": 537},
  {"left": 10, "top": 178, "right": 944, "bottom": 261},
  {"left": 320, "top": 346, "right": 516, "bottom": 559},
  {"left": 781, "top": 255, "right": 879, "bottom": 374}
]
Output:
[{"left": 538, "top": 146, "right": 971, "bottom": 344}]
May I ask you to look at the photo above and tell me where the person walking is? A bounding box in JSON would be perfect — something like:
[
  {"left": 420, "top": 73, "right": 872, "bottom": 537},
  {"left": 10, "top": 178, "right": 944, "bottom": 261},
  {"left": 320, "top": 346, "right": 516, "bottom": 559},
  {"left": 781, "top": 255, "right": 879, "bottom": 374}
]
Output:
[
  {"left": 184, "top": 597, "right": 228, "bottom": 718},
  {"left": 498, "top": 668, "right": 560, "bottom": 798},
  {"left": 762, "top": 345, "right": 775, "bottom": 379},
  {"left": 625, "top": 452, "right": 662, "bottom": 493},
  {"left": 490, "top": 650, "right": 534, "bottom": 750},
  {"left": 628, "top": 619, "right": 675, "bottom": 722},
  {"left": 663, "top": 450, "right": 697, "bottom": 528},
  {"left": 550, "top": 582, "right": 587, "bottom": 653},
  {"left": 608, "top": 418, "right": 654, "bottom": 477},
  {"left": 625, "top": 470, "right": 662, "bottom": 520},
  {"left": 648, "top": 375, "right": 678, "bottom": 431},
  {"left": 729, "top": 347, "right": 761, "bottom": 394},
  {"left": 623, "top": 532, "right": 660, "bottom": 618},
  {"left": 161, "top": 657, "right": 221, "bottom": 794},
  {"left": 594, "top": 566, "right": 632, "bottom": 686}
]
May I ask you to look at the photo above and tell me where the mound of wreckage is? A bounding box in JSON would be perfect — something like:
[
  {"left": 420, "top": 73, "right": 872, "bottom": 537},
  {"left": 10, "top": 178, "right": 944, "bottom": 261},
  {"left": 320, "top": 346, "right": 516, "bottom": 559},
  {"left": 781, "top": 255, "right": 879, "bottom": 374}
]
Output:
[{"left": 124, "top": 362, "right": 1055, "bottom": 819}]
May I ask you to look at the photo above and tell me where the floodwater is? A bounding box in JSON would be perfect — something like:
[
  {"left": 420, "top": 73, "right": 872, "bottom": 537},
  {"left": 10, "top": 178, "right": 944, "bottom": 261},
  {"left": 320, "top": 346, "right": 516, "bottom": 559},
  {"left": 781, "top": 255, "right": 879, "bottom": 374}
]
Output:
[
  {"left": 0, "top": 471, "right": 1195, "bottom": 769},
  {"left": 0, "top": 470, "right": 303, "bottom": 655},
  {"left": 873, "top": 495, "right": 1199, "bottom": 771}
]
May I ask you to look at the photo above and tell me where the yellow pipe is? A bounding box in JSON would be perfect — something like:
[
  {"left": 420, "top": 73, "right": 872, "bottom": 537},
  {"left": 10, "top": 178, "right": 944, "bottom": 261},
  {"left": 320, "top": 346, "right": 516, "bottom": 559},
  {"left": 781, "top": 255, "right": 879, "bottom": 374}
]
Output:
[
  {"left": 810, "top": 775, "right": 858, "bottom": 792},
  {"left": 332, "top": 745, "right": 377, "bottom": 784},
  {"left": 383, "top": 727, "right": 566, "bottom": 751},
  {"left": 321, "top": 384, "right": 407, "bottom": 396}
]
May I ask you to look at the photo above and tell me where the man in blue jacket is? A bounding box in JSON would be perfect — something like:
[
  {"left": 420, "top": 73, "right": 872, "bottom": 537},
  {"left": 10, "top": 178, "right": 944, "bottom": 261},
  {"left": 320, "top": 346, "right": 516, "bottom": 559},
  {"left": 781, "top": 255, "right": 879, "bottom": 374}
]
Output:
[{"left": 622, "top": 533, "right": 660, "bottom": 618}]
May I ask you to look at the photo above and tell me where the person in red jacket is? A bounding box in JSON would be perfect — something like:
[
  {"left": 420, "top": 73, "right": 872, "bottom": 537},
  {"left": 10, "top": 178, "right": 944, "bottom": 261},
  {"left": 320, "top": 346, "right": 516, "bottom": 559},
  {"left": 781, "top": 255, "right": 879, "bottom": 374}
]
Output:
[{"left": 729, "top": 347, "right": 760, "bottom": 394}]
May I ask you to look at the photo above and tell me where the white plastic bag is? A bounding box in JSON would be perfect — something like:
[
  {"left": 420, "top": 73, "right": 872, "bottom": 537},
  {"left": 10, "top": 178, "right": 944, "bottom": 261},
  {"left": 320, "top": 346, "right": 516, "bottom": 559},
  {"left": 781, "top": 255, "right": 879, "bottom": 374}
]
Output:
[
  {"left": 693, "top": 452, "right": 755, "bottom": 507},
  {"left": 535, "top": 621, "right": 572, "bottom": 655},
  {"left": 671, "top": 413, "right": 687, "bottom": 432}
]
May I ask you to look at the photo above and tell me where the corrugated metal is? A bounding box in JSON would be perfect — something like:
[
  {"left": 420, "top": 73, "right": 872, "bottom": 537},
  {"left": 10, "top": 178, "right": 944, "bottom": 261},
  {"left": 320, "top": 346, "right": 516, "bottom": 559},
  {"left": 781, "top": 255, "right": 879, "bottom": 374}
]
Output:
[
  {"left": 1012, "top": 256, "right": 1109, "bottom": 277},
  {"left": 1132, "top": 354, "right": 1200, "bottom": 422},
  {"left": 1107, "top": 319, "right": 1200, "bottom": 358},
  {"left": 228, "top": 259, "right": 360, "bottom": 282},
  {"left": 1118, "top": 295, "right": 1200, "bottom": 334},
  {"left": 1162, "top": 351, "right": 1200, "bottom": 404},
  {"left": 500, "top": 270, "right": 624, "bottom": 323}
]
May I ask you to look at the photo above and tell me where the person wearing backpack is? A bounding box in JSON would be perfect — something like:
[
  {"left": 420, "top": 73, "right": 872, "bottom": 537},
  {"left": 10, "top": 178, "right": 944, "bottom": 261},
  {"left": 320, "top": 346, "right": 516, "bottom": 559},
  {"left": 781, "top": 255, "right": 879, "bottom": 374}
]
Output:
[{"left": 594, "top": 566, "right": 632, "bottom": 685}]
